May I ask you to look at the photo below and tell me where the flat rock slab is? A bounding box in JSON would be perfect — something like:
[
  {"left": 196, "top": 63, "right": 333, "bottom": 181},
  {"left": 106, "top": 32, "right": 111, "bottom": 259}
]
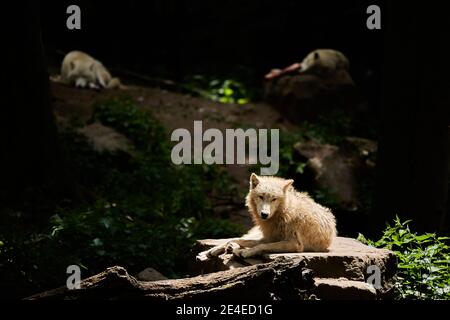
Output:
[
  {"left": 190, "top": 237, "right": 397, "bottom": 298},
  {"left": 313, "top": 278, "right": 377, "bottom": 300}
]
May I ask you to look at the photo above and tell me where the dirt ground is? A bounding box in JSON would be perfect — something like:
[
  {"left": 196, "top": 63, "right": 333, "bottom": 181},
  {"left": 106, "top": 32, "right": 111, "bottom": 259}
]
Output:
[{"left": 50, "top": 81, "right": 297, "bottom": 228}]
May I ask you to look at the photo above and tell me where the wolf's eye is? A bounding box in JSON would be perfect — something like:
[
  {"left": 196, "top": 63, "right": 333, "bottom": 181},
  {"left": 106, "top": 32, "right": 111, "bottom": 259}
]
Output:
[
  {"left": 271, "top": 198, "right": 276, "bottom": 202},
  {"left": 259, "top": 195, "right": 264, "bottom": 200}
]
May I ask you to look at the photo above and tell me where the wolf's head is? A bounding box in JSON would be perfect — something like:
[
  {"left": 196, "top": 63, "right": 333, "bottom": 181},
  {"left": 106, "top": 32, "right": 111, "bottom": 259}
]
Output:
[
  {"left": 299, "top": 50, "right": 331, "bottom": 77},
  {"left": 68, "top": 59, "right": 97, "bottom": 87},
  {"left": 247, "top": 173, "right": 293, "bottom": 221}
]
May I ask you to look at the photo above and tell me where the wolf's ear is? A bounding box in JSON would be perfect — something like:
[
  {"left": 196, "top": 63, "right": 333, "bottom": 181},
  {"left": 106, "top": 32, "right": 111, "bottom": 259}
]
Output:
[
  {"left": 250, "top": 173, "right": 260, "bottom": 190},
  {"left": 70, "top": 61, "right": 76, "bottom": 70},
  {"left": 314, "top": 52, "right": 320, "bottom": 60},
  {"left": 283, "top": 179, "right": 294, "bottom": 192}
]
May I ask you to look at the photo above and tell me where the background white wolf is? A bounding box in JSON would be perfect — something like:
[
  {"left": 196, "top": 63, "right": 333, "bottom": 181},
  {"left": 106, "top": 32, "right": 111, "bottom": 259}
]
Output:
[
  {"left": 59, "top": 51, "right": 123, "bottom": 90},
  {"left": 201, "top": 174, "right": 337, "bottom": 259},
  {"left": 265, "top": 49, "right": 354, "bottom": 85}
]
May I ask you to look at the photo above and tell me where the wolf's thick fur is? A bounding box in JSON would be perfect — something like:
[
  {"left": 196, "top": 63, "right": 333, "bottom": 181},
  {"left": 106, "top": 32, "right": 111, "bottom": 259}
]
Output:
[
  {"left": 300, "top": 49, "right": 349, "bottom": 74},
  {"left": 59, "top": 51, "right": 123, "bottom": 90},
  {"left": 265, "top": 49, "right": 353, "bottom": 85},
  {"left": 300, "top": 49, "right": 353, "bottom": 85},
  {"left": 204, "top": 174, "right": 337, "bottom": 259}
]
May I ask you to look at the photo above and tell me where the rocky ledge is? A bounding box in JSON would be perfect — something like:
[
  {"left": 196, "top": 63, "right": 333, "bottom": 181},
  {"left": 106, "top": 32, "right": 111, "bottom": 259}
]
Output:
[{"left": 190, "top": 237, "right": 397, "bottom": 300}]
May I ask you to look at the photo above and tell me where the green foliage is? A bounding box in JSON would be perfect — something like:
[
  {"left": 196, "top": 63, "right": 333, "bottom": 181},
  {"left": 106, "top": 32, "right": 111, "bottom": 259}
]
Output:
[
  {"left": 0, "top": 98, "right": 243, "bottom": 297},
  {"left": 358, "top": 217, "right": 450, "bottom": 300},
  {"left": 311, "top": 189, "right": 341, "bottom": 209},
  {"left": 299, "top": 111, "right": 353, "bottom": 145},
  {"left": 251, "top": 127, "right": 346, "bottom": 210},
  {"left": 184, "top": 75, "right": 251, "bottom": 104},
  {"left": 46, "top": 204, "right": 243, "bottom": 277},
  {"left": 275, "top": 111, "right": 353, "bottom": 178},
  {"left": 91, "top": 98, "right": 168, "bottom": 152},
  {"left": 277, "top": 130, "right": 307, "bottom": 178},
  {"left": 274, "top": 113, "right": 374, "bottom": 214}
]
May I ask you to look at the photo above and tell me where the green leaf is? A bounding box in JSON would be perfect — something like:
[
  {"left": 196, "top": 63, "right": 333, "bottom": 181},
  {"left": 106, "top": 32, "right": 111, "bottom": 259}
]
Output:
[
  {"left": 358, "top": 217, "right": 450, "bottom": 299},
  {"left": 224, "top": 88, "right": 234, "bottom": 96},
  {"left": 295, "top": 162, "right": 307, "bottom": 174},
  {"left": 92, "top": 238, "right": 103, "bottom": 247}
]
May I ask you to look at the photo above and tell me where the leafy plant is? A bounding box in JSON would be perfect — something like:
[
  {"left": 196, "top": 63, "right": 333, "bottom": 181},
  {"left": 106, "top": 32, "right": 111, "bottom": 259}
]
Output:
[
  {"left": 273, "top": 116, "right": 375, "bottom": 215},
  {"left": 184, "top": 75, "right": 251, "bottom": 104},
  {"left": 297, "top": 111, "right": 353, "bottom": 146},
  {"left": 358, "top": 217, "right": 450, "bottom": 300},
  {"left": 0, "top": 98, "right": 244, "bottom": 298},
  {"left": 273, "top": 114, "right": 352, "bottom": 179},
  {"left": 311, "top": 189, "right": 341, "bottom": 210},
  {"left": 90, "top": 98, "right": 168, "bottom": 152},
  {"left": 261, "top": 130, "right": 304, "bottom": 178}
]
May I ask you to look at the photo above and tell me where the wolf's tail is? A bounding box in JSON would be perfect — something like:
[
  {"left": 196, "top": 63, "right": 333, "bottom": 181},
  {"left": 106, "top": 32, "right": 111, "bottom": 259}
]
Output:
[{"left": 106, "top": 77, "right": 128, "bottom": 90}]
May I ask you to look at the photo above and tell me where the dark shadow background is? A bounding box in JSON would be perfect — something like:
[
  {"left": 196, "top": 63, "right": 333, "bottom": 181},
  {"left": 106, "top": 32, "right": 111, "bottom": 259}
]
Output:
[
  {"left": 39, "top": 0, "right": 449, "bottom": 234},
  {"left": 40, "top": 0, "right": 384, "bottom": 101},
  {"left": 1, "top": 0, "right": 449, "bottom": 300}
]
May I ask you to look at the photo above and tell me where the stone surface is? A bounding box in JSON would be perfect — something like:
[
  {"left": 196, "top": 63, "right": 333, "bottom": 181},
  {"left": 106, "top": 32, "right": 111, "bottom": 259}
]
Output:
[
  {"left": 190, "top": 237, "right": 397, "bottom": 299},
  {"left": 135, "top": 268, "right": 168, "bottom": 282},
  {"left": 343, "top": 137, "right": 378, "bottom": 163},
  {"left": 294, "top": 140, "right": 359, "bottom": 210},
  {"left": 264, "top": 73, "right": 361, "bottom": 123},
  {"left": 293, "top": 138, "right": 377, "bottom": 211},
  {"left": 77, "top": 122, "right": 133, "bottom": 154},
  {"left": 313, "top": 278, "right": 377, "bottom": 300}
]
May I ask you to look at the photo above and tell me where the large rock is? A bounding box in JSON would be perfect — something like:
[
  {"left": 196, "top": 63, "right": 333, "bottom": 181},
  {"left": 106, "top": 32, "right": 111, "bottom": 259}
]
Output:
[
  {"left": 295, "top": 140, "right": 358, "bottom": 210},
  {"left": 76, "top": 122, "right": 133, "bottom": 154},
  {"left": 313, "top": 278, "right": 377, "bottom": 300},
  {"left": 293, "top": 137, "right": 377, "bottom": 211},
  {"left": 190, "top": 237, "right": 397, "bottom": 300},
  {"left": 264, "top": 73, "right": 361, "bottom": 122}
]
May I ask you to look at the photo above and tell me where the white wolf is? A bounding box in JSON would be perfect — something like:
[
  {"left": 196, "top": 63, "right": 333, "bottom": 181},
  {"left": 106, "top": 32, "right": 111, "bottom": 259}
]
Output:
[
  {"left": 265, "top": 49, "right": 353, "bottom": 85},
  {"left": 57, "top": 51, "right": 123, "bottom": 90},
  {"left": 200, "top": 174, "right": 337, "bottom": 259}
]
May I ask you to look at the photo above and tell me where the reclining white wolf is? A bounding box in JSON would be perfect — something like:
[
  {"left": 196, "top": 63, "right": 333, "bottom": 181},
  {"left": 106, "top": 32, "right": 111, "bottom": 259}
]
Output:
[
  {"left": 199, "top": 174, "right": 337, "bottom": 259},
  {"left": 56, "top": 50, "right": 124, "bottom": 90}
]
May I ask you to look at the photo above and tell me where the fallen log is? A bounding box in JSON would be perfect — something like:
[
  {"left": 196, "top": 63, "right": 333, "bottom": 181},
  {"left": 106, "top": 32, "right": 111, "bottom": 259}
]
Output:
[{"left": 26, "top": 260, "right": 315, "bottom": 301}]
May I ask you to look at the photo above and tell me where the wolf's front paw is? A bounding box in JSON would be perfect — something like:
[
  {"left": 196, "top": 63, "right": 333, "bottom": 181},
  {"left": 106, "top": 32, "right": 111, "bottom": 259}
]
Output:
[
  {"left": 224, "top": 242, "right": 240, "bottom": 253},
  {"left": 208, "top": 244, "right": 226, "bottom": 257},
  {"left": 196, "top": 245, "right": 226, "bottom": 261},
  {"left": 196, "top": 250, "right": 210, "bottom": 262},
  {"left": 89, "top": 82, "right": 101, "bottom": 90},
  {"left": 209, "top": 241, "right": 241, "bottom": 257},
  {"left": 233, "top": 248, "right": 259, "bottom": 259}
]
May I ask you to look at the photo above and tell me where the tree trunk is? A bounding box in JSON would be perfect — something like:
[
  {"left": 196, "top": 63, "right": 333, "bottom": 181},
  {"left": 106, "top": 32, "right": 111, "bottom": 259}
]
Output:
[
  {"left": 26, "top": 261, "right": 315, "bottom": 300},
  {"left": 372, "top": 3, "right": 450, "bottom": 235},
  {"left": 1, "top": 2, "right": 61, "bottom": 209}
]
